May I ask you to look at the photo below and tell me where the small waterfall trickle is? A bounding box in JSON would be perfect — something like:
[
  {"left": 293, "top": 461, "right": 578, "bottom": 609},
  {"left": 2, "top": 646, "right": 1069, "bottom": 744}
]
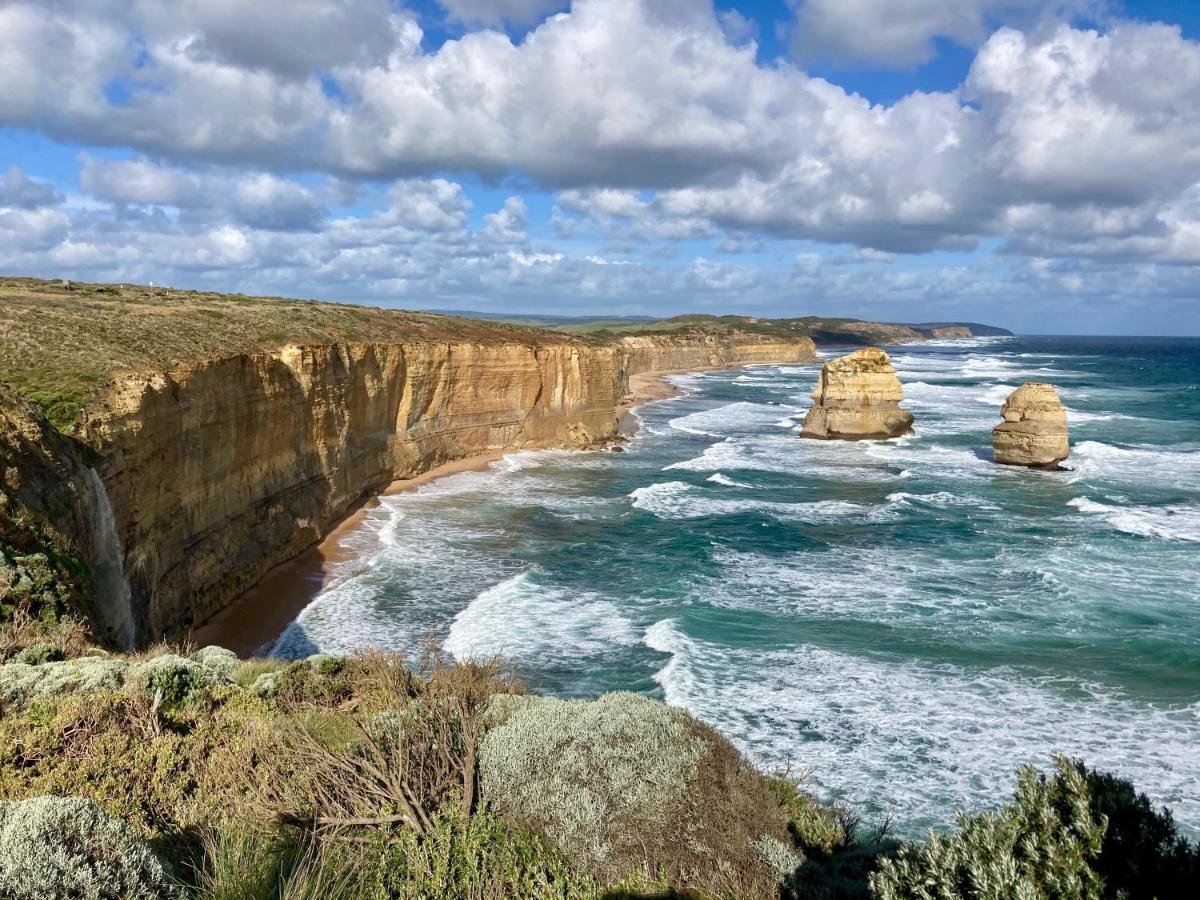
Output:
[{"left": 86, "top": 468, "right": 136, "bottom": 650}]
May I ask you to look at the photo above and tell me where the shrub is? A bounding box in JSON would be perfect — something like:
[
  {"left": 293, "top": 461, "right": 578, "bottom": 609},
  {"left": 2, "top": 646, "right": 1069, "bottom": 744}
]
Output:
[
  {"left": 129, "top": 654, "right": 217, "bottom": 705},
  {"left": 0, "top": 795, "right": 179, "bottom": 899},
  {"left": 768, "top": 775, "right": 848, "bottom": 858},
  {"left": 12, "top": 642, "right": 64, "bottom": 666},
  {"left": 372, "top": 812, "right": 600, "bottom": 899},
  {"left": 869, "top": 755, "right": 1105, "bottom": 899},
  {"left": 1077, "top": 762, "right": 1200, "bottom": 899},
  {"left": 191, "top": 645, "right": 240, "bottom": 678},
  {"left": 479, "top": 691, "right": 788, "bottom": 896},
  {"left": 0, "top": 656, "right": 127, "bottom": 706}
]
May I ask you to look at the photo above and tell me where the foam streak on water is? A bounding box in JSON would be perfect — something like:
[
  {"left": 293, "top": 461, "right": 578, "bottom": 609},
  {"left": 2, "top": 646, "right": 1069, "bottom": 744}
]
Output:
[{"left": 277, "top": 337, "right": 1200, "bottom": 837}]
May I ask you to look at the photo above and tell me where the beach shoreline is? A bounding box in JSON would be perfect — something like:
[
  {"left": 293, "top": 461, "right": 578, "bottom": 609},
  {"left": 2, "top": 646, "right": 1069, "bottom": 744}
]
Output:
[{"left": 191, "top": 366, "right": 740, "bottom": 656}]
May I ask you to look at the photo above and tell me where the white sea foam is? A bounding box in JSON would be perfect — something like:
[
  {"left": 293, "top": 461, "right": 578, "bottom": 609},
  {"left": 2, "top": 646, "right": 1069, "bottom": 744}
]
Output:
[
  {"left": 630, "top": 480, "right": 865, "bottom": 522},
  {"left": 643, "top": 619, "right": 1200, "bottom": 837},
  {"left": 444, "top": 573, "right": 639, "bottom": 661},
  {"left": 885, "top": 490, "right": 997, "bottom": 509},
  {"left": 1069, "top": 497, "right": 1200, "bottom": 543},
  {"left": 706, "top": 472, "right": 753, "bottom": 488},
  {"left": 668, "top": 401, "right": 798, "bottom": 437},
  {"left": 666, "top": 435, "right": 905, "bottom": 482},
  {"left": 1070, "top": 441, "right": 1200, "bottom": 490}
]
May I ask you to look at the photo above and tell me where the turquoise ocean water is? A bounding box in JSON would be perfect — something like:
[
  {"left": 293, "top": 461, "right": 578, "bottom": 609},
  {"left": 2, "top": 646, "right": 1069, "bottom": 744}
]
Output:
[{"left": 275, "top": 336, "right": 1200, "bottom": 836}]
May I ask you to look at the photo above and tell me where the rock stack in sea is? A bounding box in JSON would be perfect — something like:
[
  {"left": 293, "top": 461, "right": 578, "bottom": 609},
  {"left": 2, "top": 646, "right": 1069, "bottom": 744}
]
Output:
[
  {"left": 992, "top": 383, "right": 1070, "bottom": 468},
  {"left": 799, "top": 347, "right": 914, "bottom": 440}
]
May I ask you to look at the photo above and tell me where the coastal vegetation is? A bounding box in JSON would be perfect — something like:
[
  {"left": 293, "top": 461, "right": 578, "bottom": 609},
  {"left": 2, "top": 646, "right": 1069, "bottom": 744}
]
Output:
[{"left": 0, "top": 617, "right": 1196, "bottom": 898}]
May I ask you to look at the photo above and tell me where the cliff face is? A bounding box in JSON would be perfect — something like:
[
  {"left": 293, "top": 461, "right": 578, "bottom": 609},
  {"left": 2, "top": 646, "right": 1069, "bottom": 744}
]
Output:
[
  {"left": 618, "top": 332, "right": 816, "bottom": 373},
  {"left": 61, "top": 332, "right": 814, "bottom": 644}
]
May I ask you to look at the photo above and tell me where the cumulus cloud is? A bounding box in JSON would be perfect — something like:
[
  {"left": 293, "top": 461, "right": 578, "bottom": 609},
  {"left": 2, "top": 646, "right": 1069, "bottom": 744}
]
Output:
[
  {"left": 4, "top": 0, "right": 1197, "bottom": 261},
  {"left": 0, "top": 167, "right": 63, "bottom": 209},
  {"left": 233, "top": 174, "right": 326, "bottom": 232},
  {"left": 80, "top": 157, "right": 209, "bottom": 208},
  {"left": 439, "top": 1, "right": 568, "bottom": 26},
  {"left": 787, "top": 0, "right": 1081, "bottom": 67},
  {"left": 0, "top": 0, "right": 1197, "bottom": 331},
  {"left": 145, "top": 0, "right": 401, "bottom": 76}
]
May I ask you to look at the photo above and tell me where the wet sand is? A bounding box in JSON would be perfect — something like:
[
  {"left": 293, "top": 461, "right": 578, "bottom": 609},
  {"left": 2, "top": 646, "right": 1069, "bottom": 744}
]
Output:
[{"left": 192, "top": 369, "right": 694, "bottom": 656}]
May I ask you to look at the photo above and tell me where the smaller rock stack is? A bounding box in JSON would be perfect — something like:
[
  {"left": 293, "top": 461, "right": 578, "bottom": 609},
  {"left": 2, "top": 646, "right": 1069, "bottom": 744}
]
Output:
[
  {"left": 799, "top": 347, "right": 914, "bottom": 440},
  {"left": 992, "top": 383, "right": 1069, "bottom": 467}
]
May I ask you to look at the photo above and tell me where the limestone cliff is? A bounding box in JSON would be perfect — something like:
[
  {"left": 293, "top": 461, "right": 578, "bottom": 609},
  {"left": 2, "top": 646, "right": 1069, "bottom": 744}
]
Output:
[
  {"left": 992, "top": 383, "right": 1069, "bottom": 468},
  {"left": 799, "top": 347, "right": 914, "bottom": 440},
  {"left": 11, "top": 331, "right": 811, "bottom": 645},
  {"left": 617, "top": 332, "right": 816, "bottom": 373}
]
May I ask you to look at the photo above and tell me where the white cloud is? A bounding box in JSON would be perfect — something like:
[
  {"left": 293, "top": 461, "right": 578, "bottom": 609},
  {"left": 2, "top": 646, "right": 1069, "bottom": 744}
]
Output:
[
  {"left": 787, "top": 0, "right": 1082, "bottom": 68},
  {"left": 438, "top": 1, "right": 568, "bottom": 26},
  {"left": 0, "top": 167, "right": 62, "bottom": 209},
  {"left": 233, "top": 174, "right": 326, "bottom": 232},
  {"left": 482, "top": 196, "right": 529, "bottom": 244},
  {"left": 0, "top": 0, "right": 1196, "bottom": 332},
  {"left": 80, "top": 157, "right": 208, "bottom": 208},
  {"left": 145, "top": 0, "right": 401, "bottom": 76}
]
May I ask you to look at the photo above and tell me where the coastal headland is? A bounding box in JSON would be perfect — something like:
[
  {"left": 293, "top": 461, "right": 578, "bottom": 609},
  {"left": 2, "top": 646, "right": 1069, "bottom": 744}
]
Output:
[{"left": 0, "top": 277, "right": 1005, "bottom": 649}]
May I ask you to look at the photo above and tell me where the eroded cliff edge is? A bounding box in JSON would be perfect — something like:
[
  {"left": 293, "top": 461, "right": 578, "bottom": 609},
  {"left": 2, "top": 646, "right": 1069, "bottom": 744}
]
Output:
[
  {"left": 91, "top": 336, "right": 815, "bottom": 643},
  {"left": 1, "top": 279, "right": 820, "bottom": 645}
]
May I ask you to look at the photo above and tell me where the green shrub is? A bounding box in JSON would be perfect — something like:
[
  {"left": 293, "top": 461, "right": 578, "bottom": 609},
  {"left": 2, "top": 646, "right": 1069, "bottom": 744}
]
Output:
[
  {"left": 0, "top": 795, "right": 180, "bottom": 899},
  {"left": 373, "top": 812, "right": 600, "bottom": 899},
  {"left": 768, "top": 775, "right": 849, "bottom": 858},
  {"left": 869, "top": 755, "right": 1105, "bottom": 899},
  {"left": 12, "top": 642, "right": 64, "bottom": 666},
  {"left": 130, "top": 654, "right": 217, "bottom": 705},
  {"left": 266, "top": 657, "right": 353, "bottom": 706},
  {"left": 0, "top": 656, "right": 128, "bottom": 706},
  {"left": 479, "top": 692, "right": 787, "bottom": 897},
  {"left": 1077, "top": 762, "right": 1200, "bottom": 899},
  {"left": 191, "top": 646, "right": 240, "bottom": 678}
]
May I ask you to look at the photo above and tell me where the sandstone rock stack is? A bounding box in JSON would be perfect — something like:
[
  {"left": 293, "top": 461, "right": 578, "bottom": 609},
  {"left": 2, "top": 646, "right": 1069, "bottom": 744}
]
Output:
[
  {"left": 799, "top": 347, "right": 914, "bottom": 440},
  {"left": 992, "top": 383, "right": 1069, "bottom": 467}
]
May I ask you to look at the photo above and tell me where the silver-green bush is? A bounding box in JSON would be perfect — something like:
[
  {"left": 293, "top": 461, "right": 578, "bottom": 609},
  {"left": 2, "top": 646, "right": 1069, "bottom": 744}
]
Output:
[
  {"left": 191, "top": 645, "right": 240, "bottom": 678},
  {"left": 0, "top": 795, "right": 180, "bottom": 899},
  {"left": 127, "top": 654, "right": 227, "bottom": 704},
  {"left": 0, "top": 657, "right": 127, "bottom": 706},
  {"left": 869, "top": 755, "right": 1106, "bottom": 900},
  {"left": 479, "top": 691, "right": 787, "bottom": 895}
]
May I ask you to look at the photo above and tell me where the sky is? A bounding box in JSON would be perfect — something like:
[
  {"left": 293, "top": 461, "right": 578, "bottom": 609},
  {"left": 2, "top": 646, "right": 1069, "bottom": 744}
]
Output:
[{"left": 1, "top": 1, "right": 1199, "bottom": 333}]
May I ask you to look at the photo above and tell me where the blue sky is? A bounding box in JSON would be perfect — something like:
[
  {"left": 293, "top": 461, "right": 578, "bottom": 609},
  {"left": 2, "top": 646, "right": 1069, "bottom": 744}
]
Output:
[{"left": 2, "top": 1, "right": 1199, "bottom": 333}]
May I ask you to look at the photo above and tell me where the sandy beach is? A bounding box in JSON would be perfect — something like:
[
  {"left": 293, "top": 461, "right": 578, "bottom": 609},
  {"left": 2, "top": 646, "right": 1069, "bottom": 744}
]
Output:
[{"left": 193, "top": 369, "right": 687, "bottom": 656}]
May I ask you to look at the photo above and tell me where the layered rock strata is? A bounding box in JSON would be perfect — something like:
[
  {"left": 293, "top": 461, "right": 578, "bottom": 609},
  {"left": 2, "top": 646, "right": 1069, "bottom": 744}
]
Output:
[
  {"left": 799, "top": 347, "right": 914, "bottom": 440},
  {"left": 30, "top": 332, "right": 816, "bottom": 645},
  {"left": 992, "top": 383, "right": 1069, "bottom": 468}
]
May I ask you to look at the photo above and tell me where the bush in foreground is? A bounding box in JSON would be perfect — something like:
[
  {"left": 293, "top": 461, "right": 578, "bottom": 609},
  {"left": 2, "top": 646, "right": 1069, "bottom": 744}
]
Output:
[
  {"left": 0, "top": 795, "right": 179, "bottom": 899},
  {"left": 870, "top": 755, "right": 1105, "bottom": 899},
  {"left": 479, "top": 691, "right": 791, "bottom": 897},
  {"left": 2, "top": 632, "right": 1198, "bottom": 900}
]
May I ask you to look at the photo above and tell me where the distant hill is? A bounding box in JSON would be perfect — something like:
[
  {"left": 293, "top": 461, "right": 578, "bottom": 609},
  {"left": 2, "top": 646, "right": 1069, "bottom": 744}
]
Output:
[
  {"left": 426, "top": 309, "right": 658, "bottom": 328},
  {"left": 911, "top": 321, "right": 1014, "bottom": 337},
  {"left": 430, "top": 310, "right": 1013, "bottom": 340}
]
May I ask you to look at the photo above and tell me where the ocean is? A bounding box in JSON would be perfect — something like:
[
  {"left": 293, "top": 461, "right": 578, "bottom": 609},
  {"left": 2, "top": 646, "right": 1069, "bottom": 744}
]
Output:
[{"left": 273, "top": 336, "right": 1200, "bottom": 837}]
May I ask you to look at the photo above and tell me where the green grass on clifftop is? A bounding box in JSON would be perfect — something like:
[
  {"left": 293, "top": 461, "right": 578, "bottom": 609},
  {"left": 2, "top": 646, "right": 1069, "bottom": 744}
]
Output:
[{"left": 0, "top": 278, "right": 578, "bottom": 430}]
